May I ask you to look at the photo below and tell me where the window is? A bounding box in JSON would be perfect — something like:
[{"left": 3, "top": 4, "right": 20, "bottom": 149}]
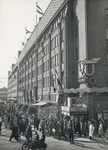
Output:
[
  {"left": 38, "top": 79, "right": 42, "bottom": 88},
  {"left": 43, "top": 60, "right": 49, "bottom": 72},
  {"left": 53, "top": 38, "right": 55, "bottom": 49},
  {"left": 38, "top": 65, "right": 42, "bottom": 75},
  {"left": 43, "top": 77, "right": 49, "bottom": 87},
  {"left": 46, "top": 60, "right": 49, "bottom": 71},
  {"left": 25, "top": 65, "right": 28, "bottom": 71},
  {"left": 38, "top": 52, "right": 41, "bottom": 61},
  {"left": 32, "top": 70, "right": 33, "bottom": 78},
  {"left": 28, "top": 61, "right": 31, "bottom": 69},
  {"left": 61, "top": 29, "right": 64, "bottom": 42},
  {"left": 47, "top": 44, "right": 49, "bottom": 54},
  {"left": 51, "top": 57, "right": 55, "bottom": 68},
  {"left": 51, "top": 39, "right": 53, "bottom": 50},
  {"left": 61, "top": 50, "right": 64, "bottom": 63},
  {"left": 55, "top": 34, "right": 59, "bottom": 47},
  {"left": 55, "top": 54, "right": 59, "bottom": 66}
]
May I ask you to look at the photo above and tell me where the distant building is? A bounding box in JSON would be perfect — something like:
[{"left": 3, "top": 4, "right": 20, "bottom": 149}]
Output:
[
  {"left": 0, "top": 87, "right": 7, "bottom": 101},
  {"left": 7, "top": 62, "right": 18, "bottom": 103}
]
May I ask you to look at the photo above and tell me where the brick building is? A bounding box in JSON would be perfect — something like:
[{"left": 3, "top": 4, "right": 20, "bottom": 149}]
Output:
[{"left": 7, "top": 0, "right": 108, "bottom": 127}]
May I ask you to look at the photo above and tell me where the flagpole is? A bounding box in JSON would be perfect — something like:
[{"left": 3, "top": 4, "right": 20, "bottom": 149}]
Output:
[
  {"left": 36, "top": 2, "right": 38, "bottom": 26},
  {"left": 25, "top": 27, "right": 26, "bottom": 44}
]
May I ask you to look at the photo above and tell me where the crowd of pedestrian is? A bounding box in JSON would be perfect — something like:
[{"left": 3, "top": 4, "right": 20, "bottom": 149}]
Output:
[{"left": 0, "top": 111, "right": 107, "bottom": 144}]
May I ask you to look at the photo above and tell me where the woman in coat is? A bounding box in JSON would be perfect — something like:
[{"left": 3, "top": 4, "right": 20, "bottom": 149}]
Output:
[
  {"left": 98, "top": 121, "right": 103, "bottom": 138},
  {"left": 89, "top": 121, "right": 94, "bottom": 140},
  {"left": 25, "top": 122, "right": 32, "bottom": 141}
]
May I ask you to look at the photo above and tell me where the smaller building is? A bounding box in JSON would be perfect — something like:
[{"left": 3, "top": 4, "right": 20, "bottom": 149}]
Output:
[{"left": 0, "top": 87, "right": 7, "bottom": 101}]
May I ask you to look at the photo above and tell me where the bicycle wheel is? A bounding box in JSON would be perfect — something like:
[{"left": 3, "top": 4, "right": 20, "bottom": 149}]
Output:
[
  {"left": 98, "top": 136, "right": 106, "bottom": 148},
  {"left": 22, "top": 143, "right": 29, "bottom": 150}
]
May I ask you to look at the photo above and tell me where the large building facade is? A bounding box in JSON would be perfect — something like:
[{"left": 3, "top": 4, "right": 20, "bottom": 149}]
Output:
[{"left": 8, "top": 0, "right": 108, "bottom": 126}]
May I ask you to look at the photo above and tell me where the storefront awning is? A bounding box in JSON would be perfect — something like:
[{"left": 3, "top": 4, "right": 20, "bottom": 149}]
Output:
[
  {"left": 32, "top": 101, "right": 48, "bottom": 106},
  {"left": 64, "top": 87, "right": 108, "bottom": 94},
  {"left": 32, "top": 101, "right": 58, "bottom": 106}
]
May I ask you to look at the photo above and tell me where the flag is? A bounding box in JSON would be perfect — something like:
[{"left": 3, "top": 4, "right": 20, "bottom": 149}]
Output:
[
  {"left": 57, "top": 78, "right": 62, "bottom": 90},
  {"left": 54, "top": 68, "right": 62, "bottom": 90},
  {"left": 51, "top": 71, "right": 56, "bottom": 92},
  {"left": 25, "top": 28, "right": 31, "bottom": 34},
  {"left": 36, "top": 2, "right": 43, "bottom": 15},
  {"left": 22, "top": 41, "right": 25, "bottom": 46}
]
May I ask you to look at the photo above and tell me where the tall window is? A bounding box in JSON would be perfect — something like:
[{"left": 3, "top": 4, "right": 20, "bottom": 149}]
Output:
[
  {"left": 61, "top": 29, "right": 64, "bottom": 42},
  {"left": 38, "top": 65, "right": 42, "bottom": 75},
  {"left": 55, "top": 34, "right": 59, "bottom": 47},
  {"left": 43, "top": 77, "right": 49, "bottom": 87},
  {"left": 61, "top": 50, "right": 64, "bottom": 63},
  {"left": 55, "top": 54, "right": 59, "bottom": 66},
  {"left": 51, "top": 57, "right": 55, "bottom": 68}
]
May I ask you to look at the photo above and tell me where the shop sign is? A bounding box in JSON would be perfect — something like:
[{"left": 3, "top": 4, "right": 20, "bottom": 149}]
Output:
[
  {"left": 70, "top": 106, "right": 87, "bottom": 112},
  {"left": 61, "top": 106, "right": 70, "bottom": 112}
]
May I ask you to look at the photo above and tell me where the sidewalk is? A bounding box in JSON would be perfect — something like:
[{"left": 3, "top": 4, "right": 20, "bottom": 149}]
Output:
[
  {"left": 74, "top": 134, "right": 108, "bottom": 145},
  {"left": 2, "top": 125, "right": 108, "bottom": 145}
]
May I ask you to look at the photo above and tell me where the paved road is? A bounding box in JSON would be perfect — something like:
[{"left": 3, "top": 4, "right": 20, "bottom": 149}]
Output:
[{"left": 0, "top": 126, "right": 108, "bottom": 150}]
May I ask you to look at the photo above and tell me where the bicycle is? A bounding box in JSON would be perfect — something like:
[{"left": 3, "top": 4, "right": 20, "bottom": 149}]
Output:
[{"left": 98, "top": 134, "right": 108, "bottom": 148}]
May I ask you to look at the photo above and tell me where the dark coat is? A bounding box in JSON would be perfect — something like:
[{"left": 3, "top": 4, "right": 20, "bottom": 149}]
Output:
[
  {"left": 11, "top": 125, "right": 18, "bottom": 137},
  {"left": 25, "top": 125, "right": 32, "bottom": 140}
]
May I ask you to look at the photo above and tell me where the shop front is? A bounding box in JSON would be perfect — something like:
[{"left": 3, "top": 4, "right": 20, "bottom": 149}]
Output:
[
  {"left": 70, "top": 104, "right": 87, "bottom": 122},
  {"left": 61, "top": 104, "right": 87, "bottom": 121},
  {"left": 32, "top": 101, "right": 58, "bottom": 118}
]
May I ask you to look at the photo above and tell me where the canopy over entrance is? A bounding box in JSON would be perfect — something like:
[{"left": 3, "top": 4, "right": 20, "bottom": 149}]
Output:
[
  {"left": 32, "top": 101, "right": 58, "bottom": 106},
  {"left": 64, "top": 87, "right": 108, "bottom": 94}
]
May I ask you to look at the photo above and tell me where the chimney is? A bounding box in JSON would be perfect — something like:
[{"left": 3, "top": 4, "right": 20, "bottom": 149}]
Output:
[{"left": 18, "top": 50, "right": 21, "bottom": 58}]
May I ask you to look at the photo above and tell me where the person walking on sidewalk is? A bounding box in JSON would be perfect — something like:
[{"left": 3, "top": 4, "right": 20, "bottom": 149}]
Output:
[
  {"left": 68, "top": 119, "right": 74, "bottom": 144},
  {"left": 98, "top": 121, "right": 103, "bottom": 138},
  {"left": 89, "top": 121, "right": 94, "bottom": 140},
  {"left": 9, "top": 122, "right": 19, "bottom": 141},
  {"left": 0, "top": 116, "right": 2, "bottom": 135},
  {"left": 25, "top": 122, "right": 32, "bottom": 141}
]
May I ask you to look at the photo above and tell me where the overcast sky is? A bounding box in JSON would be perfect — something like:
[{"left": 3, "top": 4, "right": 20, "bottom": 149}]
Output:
[{"left": 0, "top": 0, "right": 51, "bottom": 88}]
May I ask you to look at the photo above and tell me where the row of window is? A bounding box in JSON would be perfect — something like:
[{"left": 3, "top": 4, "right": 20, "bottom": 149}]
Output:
[
  {"left": 43, "top": 60, "right": 49, "bottom": 72},
  {"left": 51, "top": 34, "right": 59, "bottom": 50},
  {"left": 19, "top": 57, "right": 35, "bottom": 75},
  {"left": 43, "top": 44, "right": 49, "bottom": 56},
  {"left": 43, "top": 77, "right": 49, "bottom": 87},
  {"left": 51, "top": 54, "right": 59, "bottom": 68},
  {"left": 18, "top": 70, "right": 64, "bottom": 91}
]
